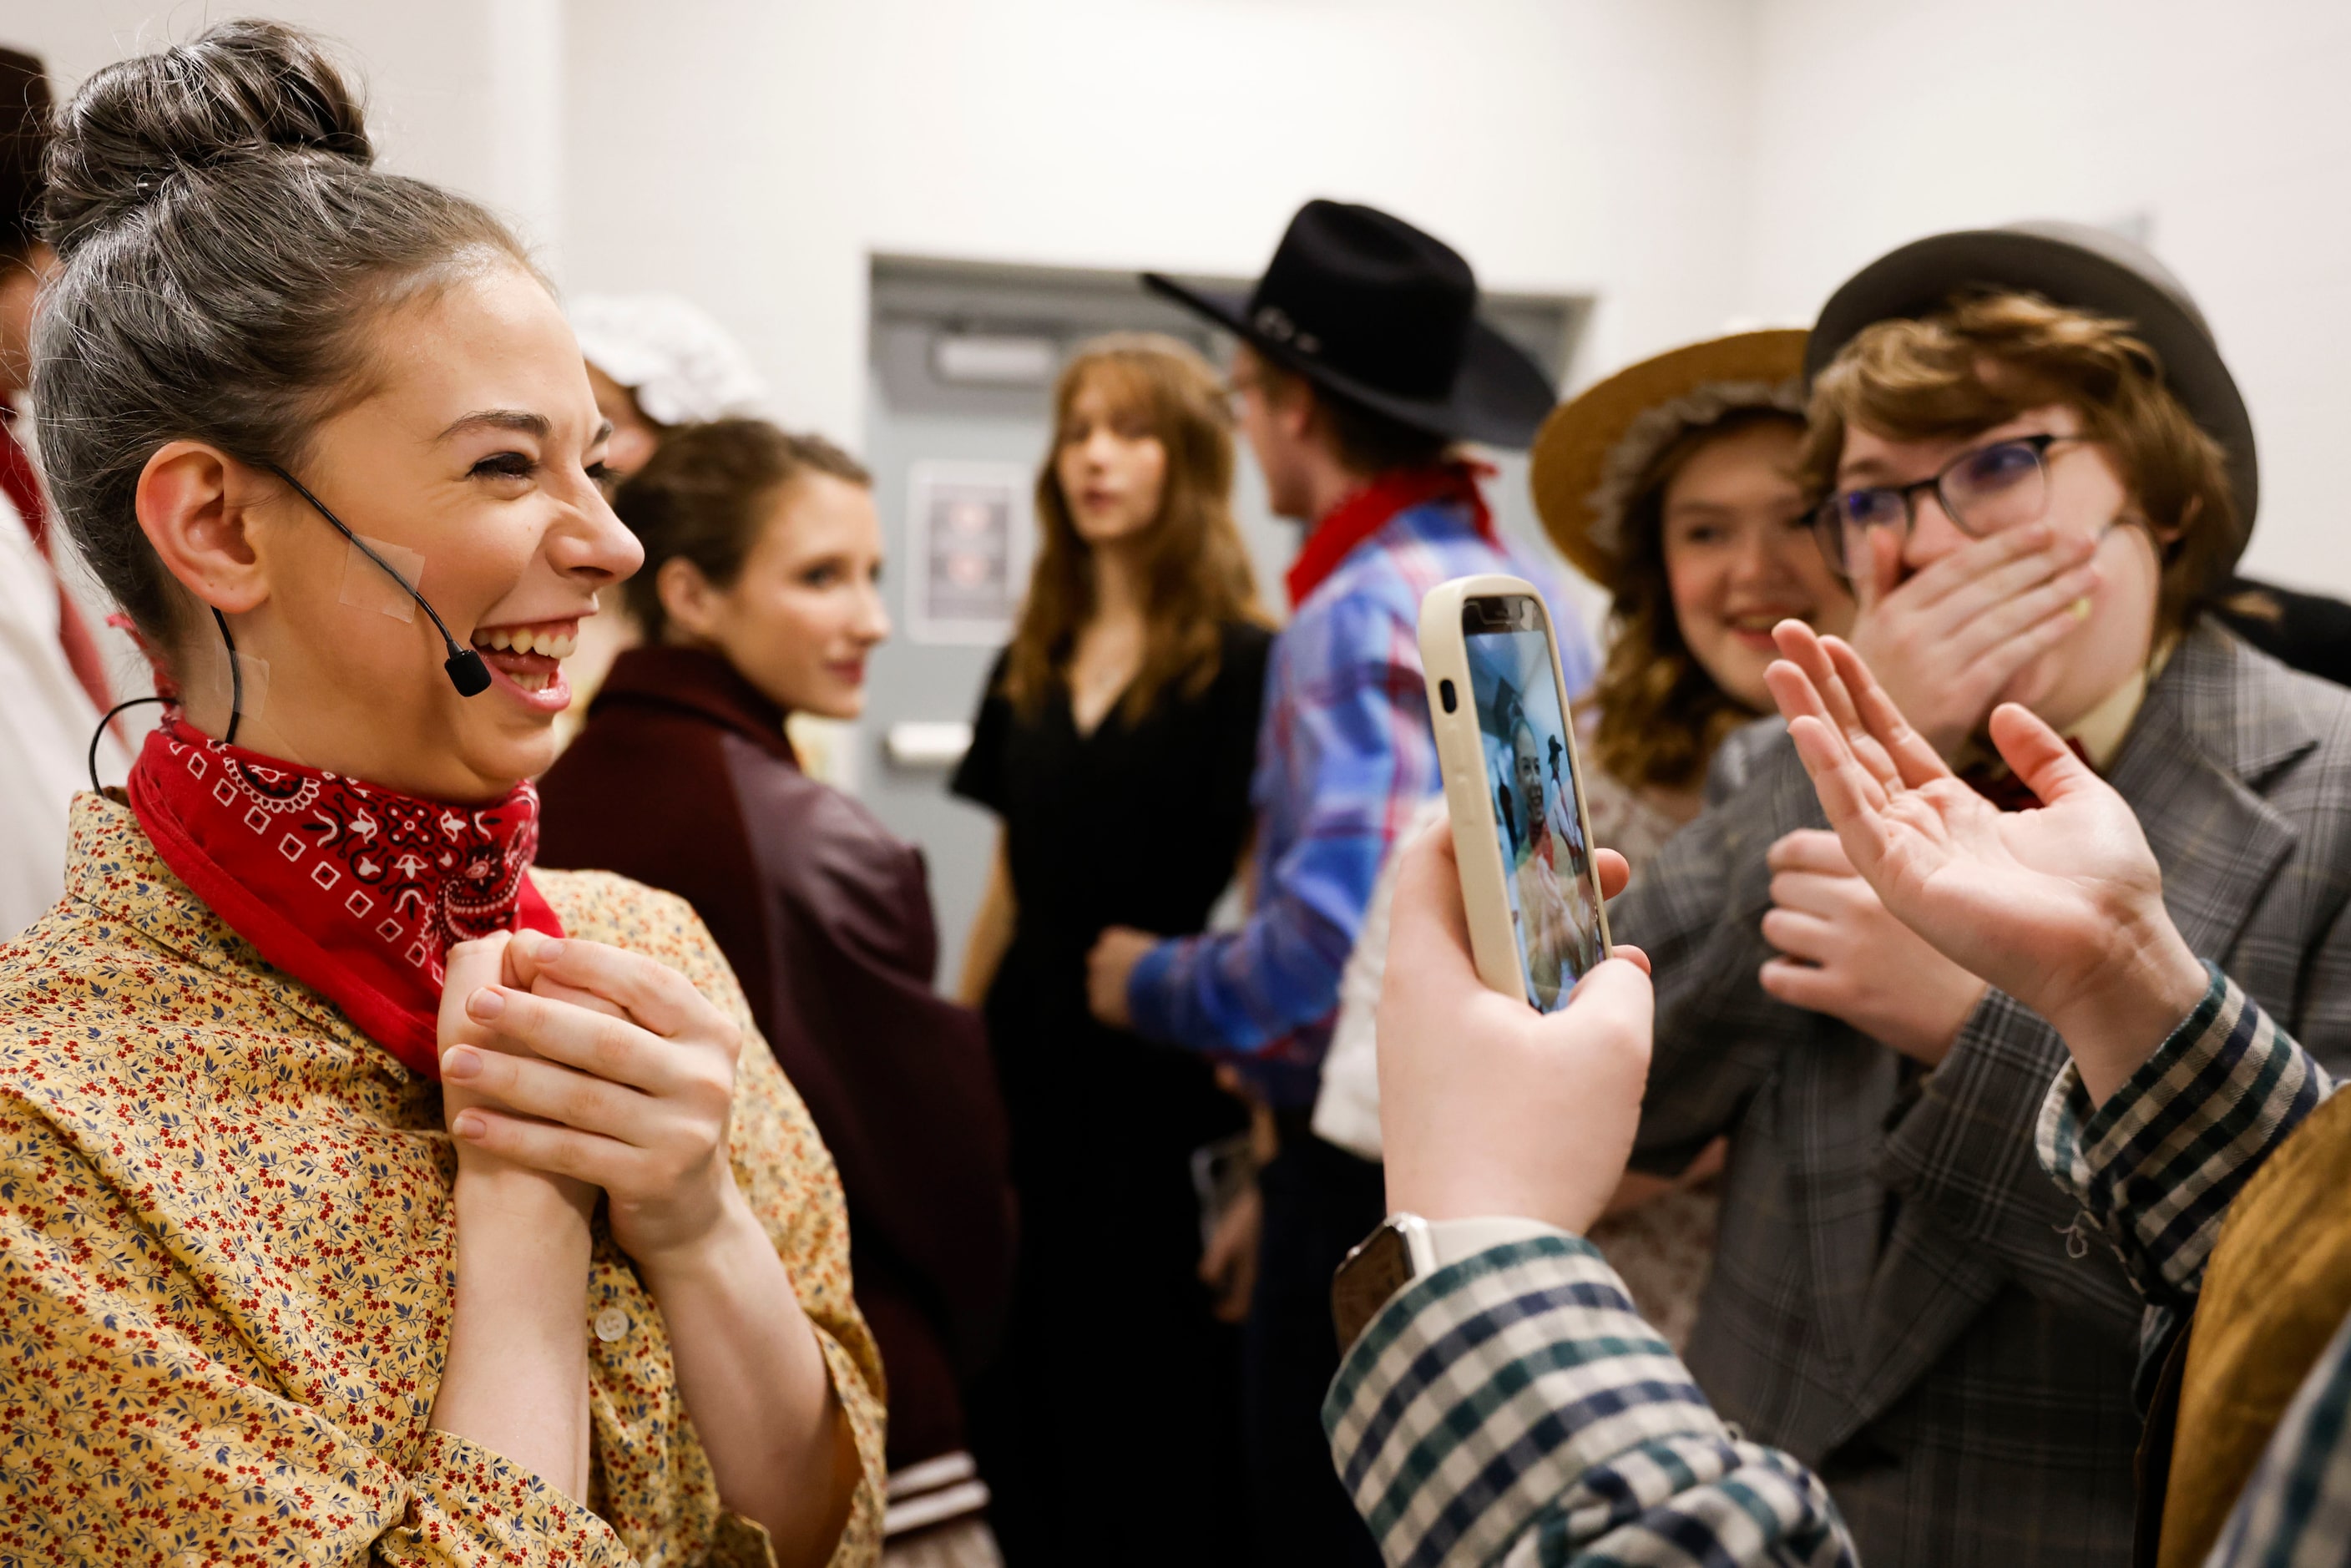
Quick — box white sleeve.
[0,487,114,939]
[1312,793,1450,1161]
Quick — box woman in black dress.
[953,334,1272,1565]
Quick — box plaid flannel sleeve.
[2036,964,2336,1310]
[1323,1235,1853,1568]
[1129,594,1436,1056]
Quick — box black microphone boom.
[267,465,493,698]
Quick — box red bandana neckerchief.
[1284,459,1497,609]
[125,716,563,1078]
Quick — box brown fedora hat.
[1530,329,1808,584]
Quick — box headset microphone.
[266,466,493,697]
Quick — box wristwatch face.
[1331,1218,1417,1353]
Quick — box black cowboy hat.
[1807,220,2258,529]
[0,48,50,255]
[1143,200,1555,450]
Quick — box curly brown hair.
[1800,290,2241,631]
[1001,334,1270,725]
[1585,408,1807,793]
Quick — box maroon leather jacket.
[538,645,1014,1470]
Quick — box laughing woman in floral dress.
[0,20,883,1565]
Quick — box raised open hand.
[1759,827,1985,1066]
[1762,620,2205,1102]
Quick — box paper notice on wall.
[906,460,1032,645]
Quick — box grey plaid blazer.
[1614,621,2351,1568]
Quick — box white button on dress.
[594,1306,629,1343]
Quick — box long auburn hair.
[1585,408,1809,792]
[1001,334,1269,724]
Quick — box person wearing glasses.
[1604,222,2351,1567]
[1319,620,2351,1568]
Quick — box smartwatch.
[1330,1212,1567,1352]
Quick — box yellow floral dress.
[0,794,887,1565]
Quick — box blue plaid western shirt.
[1320,969,2351,1566]
[1123,495,1590,1108]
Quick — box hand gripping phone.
[1418,574,1610,1011]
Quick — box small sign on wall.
[906,460,1034,645]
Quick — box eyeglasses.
[1812,432,2092,580]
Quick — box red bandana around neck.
[125,716,563,1078]
[1284,459,1497,609]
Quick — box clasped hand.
[1759,827,1985,1065]
[437,928,747,1265]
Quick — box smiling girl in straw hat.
[1534,329,1854,824]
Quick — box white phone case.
[1417,574,1612,1005]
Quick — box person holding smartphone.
[1606,224,2351,1566]
[1319,621,2351,1567]
[1312,330,1855,1351]
[0,22,886,1561]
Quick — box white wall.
[22,0,2351,605]
[13,2,562,245]
[23,0,1763,440]
[1743,0,2351,594]
[559,0,1760,447]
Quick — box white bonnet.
[569,293,770,426]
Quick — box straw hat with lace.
[1529,329,1810,586]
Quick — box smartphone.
[1418,574,1610,1011]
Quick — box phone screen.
[1462,596,1605,1010]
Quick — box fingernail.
[466,986,505,1020]
[453,1110,486,1139]
[529,937,565,964]
[442,1044,482,1080]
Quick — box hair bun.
[43,18,372,256]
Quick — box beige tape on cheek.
[339,534,427,624]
